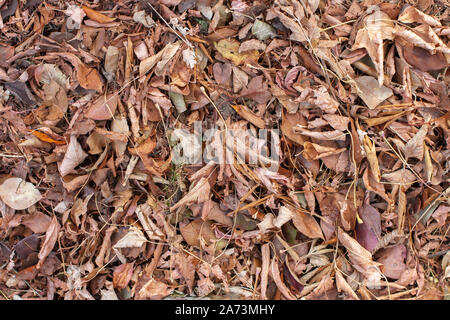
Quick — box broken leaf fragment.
[251,20,277,41]
[0,177,42,210]
[169,91,187,113]
[354,76,393,109]
[133,10,155,28]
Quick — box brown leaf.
[289,206,324,239]
[0,177,42,210]
[403,46,447,72]
[82,5,115,24]
[335,269,359,300]
[363,135,381,182]
[293,127,346,141]
[232,104,265,128]
[37,215,60,269]
[59,135,88,177]
[76,63,102,92]
[281,110,307,146]
[85,93,118,120]
[303,141,346,160]
[174,253,196,294]
[113,263,134,289]
[21,212,51,233]
[180,219,216,247]
[201,200,233,226]
[403,124,428,160]
[337,228,382,286]
[213,62,232,86]
[170,177,210,212]
[376,245,407,280]
[239,39,267,53]
[398,6,441,26]
[270,257,296,300]
[354,76,393,109]
[362,167,390,203]
[232,66,249,93]
[5,81,36,108]
[138,278,172,300]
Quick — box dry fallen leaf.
[0,177,42,210]
[214,39,259,65]
[287,206,324,240]
[85,94,118,120]
[59,135,88,177]
[338,228,382,286]
[354,76,393,109]
[170,177,210,212]
[0,0,446,301]
[139,278,172,300]
[180,219,217,248]
[82,5,116,24]
[37,215,60,269]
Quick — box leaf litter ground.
[0,0,449,300]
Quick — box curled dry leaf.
[82,5,116,24]
[398,6,441,26]
[303,141,346,160]
[338,228,382,286]
[59,135,88,177]
[37,215,60,269]
[0,177,42,210]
